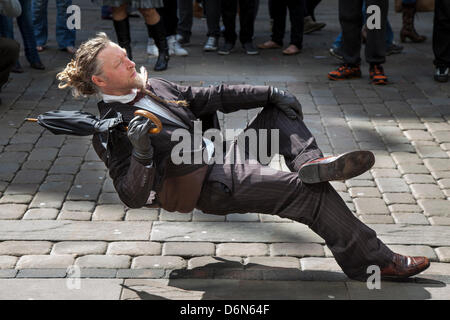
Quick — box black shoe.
[154,50,169,71]
[434,66,449,83]
[30,61,45,70]
[329,45,344,61]
[386,42,403,56]
[298,150,375,184]
[218,42,234,55]
[242,42,259,55]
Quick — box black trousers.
[269,0,305,49]
[204,0,221,38]
[197,106,394,279]
[339,0,388,65]
[0,37,20,89]
[157,0,178,37]
[305,0,321,20]
[433,0,450,67]
[221,0,257,44]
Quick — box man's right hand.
[127,115,154,166]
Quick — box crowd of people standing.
[1,0,450,104]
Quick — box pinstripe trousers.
[196,106,394,279]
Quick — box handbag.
[395,0,435,12]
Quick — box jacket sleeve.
[92,133,155,209]
[171,81,272,118]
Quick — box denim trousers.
[0,0,42,64]
[32,0,76,48]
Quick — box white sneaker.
[147,38,159,56]
[167,35,188,56]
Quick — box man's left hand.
[269,87,303,120]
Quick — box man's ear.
[92,74,107,88]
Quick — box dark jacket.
[92,77,271,212]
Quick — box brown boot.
[400,3,427,43]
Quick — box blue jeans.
[32,0,76,48]
[333,1,393,48]
[0,0,42,64]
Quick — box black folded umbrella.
[25,109,162,136]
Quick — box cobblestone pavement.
[0,0,449,299]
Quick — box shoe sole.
[298,150,375,184]
[218,50,231,55]
[304,24,326,34]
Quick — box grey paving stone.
[382,193,416,205]
[67,183,102,201]
[404,174,436,184]
[437,179,450,189]
[359,215,395,224]
[116,269,165,278]
[422,262,450,276]
[0,279,123,299]
[432,131,450,143]
[375,178,410,193]
[4,183,39,195]
[416,145,448,158]
[370,224,450,246]
[216,243,267,257]
[125,208,159,221]
[74,170,106,184]
[259,214,292,222]
[370,169,401,179]
[0,241,53,256]
[0,256,17,269]
[107,242,161,256]
[62,201,96,212]
[398,164,430,175]
[411,184,446,199]
[0,204,28,219]
[424,158,450,172]
[354,198,389,215]
[435,247,450,263]
[299,258,347,281]
[373,155,396,168]
[388,204,422,213]
[0,221,152,240]
[160,209,192,222]
[92,204,125,221]
[77,268,118,278]
[97,193,122,204]
[270,243,324,257]
[162,242,215,257]
[28,148,59,161]
[348,187,381,198]
[226,213,260,222]
[151,221,324,243]
[389,245,437,261]
[57,210,92,220]
[418,199,450,217]
[245,256,300,270]
[429,216,450,226]
[392,212,430,225]
[0,269,17,278]
[16,255,75,269]
[75,255,131,268]
[12,170,47,184]
[16,269,68,278]
[131,256,186,269]
[0,194,33,204]
[404,130,433,141]
[23,208,59,220]
[29,192,66,209]
[52,241,107,256]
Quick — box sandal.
[257,40,281,49]
[282,44,301,55]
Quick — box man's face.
[94,43,142,95]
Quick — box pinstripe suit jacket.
[92,78,272,212]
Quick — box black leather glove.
[127,115,154,166]
[269,87,303,120]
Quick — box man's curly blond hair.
[57,32,110,97]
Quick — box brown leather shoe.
[298,150,375,184]
[258,40,281,49]
[381,253,430,280]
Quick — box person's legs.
[339,0,363,66]
[221,0,237,45]
[177,0,193,43]
[112,3,132,59]
[0,38,20,88]
[364,0,387,65]
[286,0,304,50]
[141,7,170,71]
[31,0,49,47]
[237,0,257,45]
[16,0,44,66]
[305,0,321,21]
[197,107,394,280]
[270,0,287,46]
[55,0,76,49]
[204,0,221,38]
[157,0,178,36]
[433,0,450,82]
[401,0,426,43]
